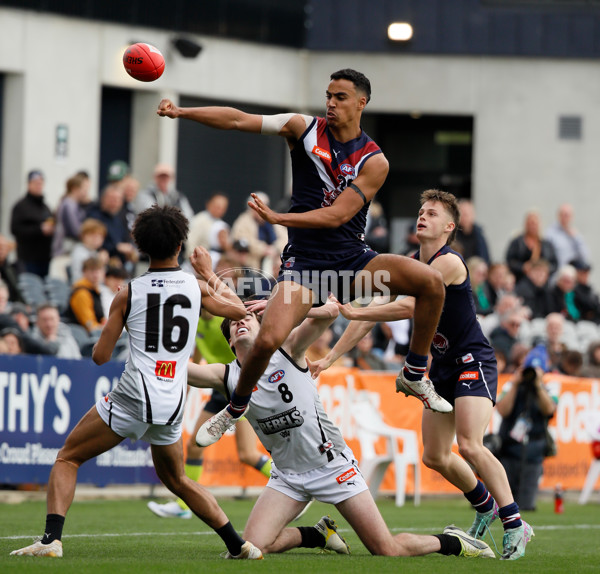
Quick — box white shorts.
[96,396,181,446]
[267,446,368,505]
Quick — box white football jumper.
[224,348,346,473]
[108,267,201,425]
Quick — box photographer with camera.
[496,344,559,510]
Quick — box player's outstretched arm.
[249,153,389,229]
[92,287,128,365]
[157,100,308,141]
[308,296,413,379]
[187,362,227,393]
[283,296,339,364]
[189,247,246,320]
[157,99,262,132]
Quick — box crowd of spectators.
[2,164,600,383]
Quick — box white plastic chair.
[579,410,600,504]
[350,392,420,506]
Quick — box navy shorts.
[429,359,498,406]
[203,389,228,413]
[277,245,379,304]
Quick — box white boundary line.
[3,524,600,541]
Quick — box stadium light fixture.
[388,22,413,42]
[171,37,203,59]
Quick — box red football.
[123,43,165,82]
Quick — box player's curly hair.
[420,189,460,245]
[330,69,371,103]
[132,205,189,260]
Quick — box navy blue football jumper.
[278,117,382,303]
[413,245,498,405]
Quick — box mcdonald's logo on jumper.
[155,360,176,379]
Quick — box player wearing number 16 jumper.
[10,206,263,561]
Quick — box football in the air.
[123,43,165,82]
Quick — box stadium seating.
[17,273,47,308]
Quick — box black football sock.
[41,514,65,544]
[215,522,244,556]
[298,526,326,548]
[434,533,462,556]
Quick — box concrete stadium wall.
[1,8,599,281]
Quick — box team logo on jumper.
[284,257,295,269]
[155,360,176,379]
[336,468,357,484]
[340,163,354,176]
[312,145,332,162]
[268,370,285,384]
[151,279,164,287]
[432,332,449,354]
[257,408,304,435]
[459,371,479,381]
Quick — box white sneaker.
[500,521,534,560]
[443,525,495,558]
[10,539,63,557]
[395,370,453,413]
[147,501,192,519]
[314,515,350,554]
[223,541,263,559]
[196,407,245,447]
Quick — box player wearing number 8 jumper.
[10,206,263,560]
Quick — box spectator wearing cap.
[231,192,287,272]
[571,259,600,323]
[496,344,559,510]
[134,163,194,220]
[10,170,55,277]
[106,160,130,184]
[545,203,591,270]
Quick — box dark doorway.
[368,113,474,220]
[98,86,133,195]
[177,96,288,224]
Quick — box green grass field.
[1,494,598,573]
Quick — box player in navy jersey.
[310,190,534,561]
[10,206,262,560]
[157,69,449,448]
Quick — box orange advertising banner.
[182,370,600,495]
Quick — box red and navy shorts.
[429,358,498,406]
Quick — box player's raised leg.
[358,254,451,412]
[196,281,313,446]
